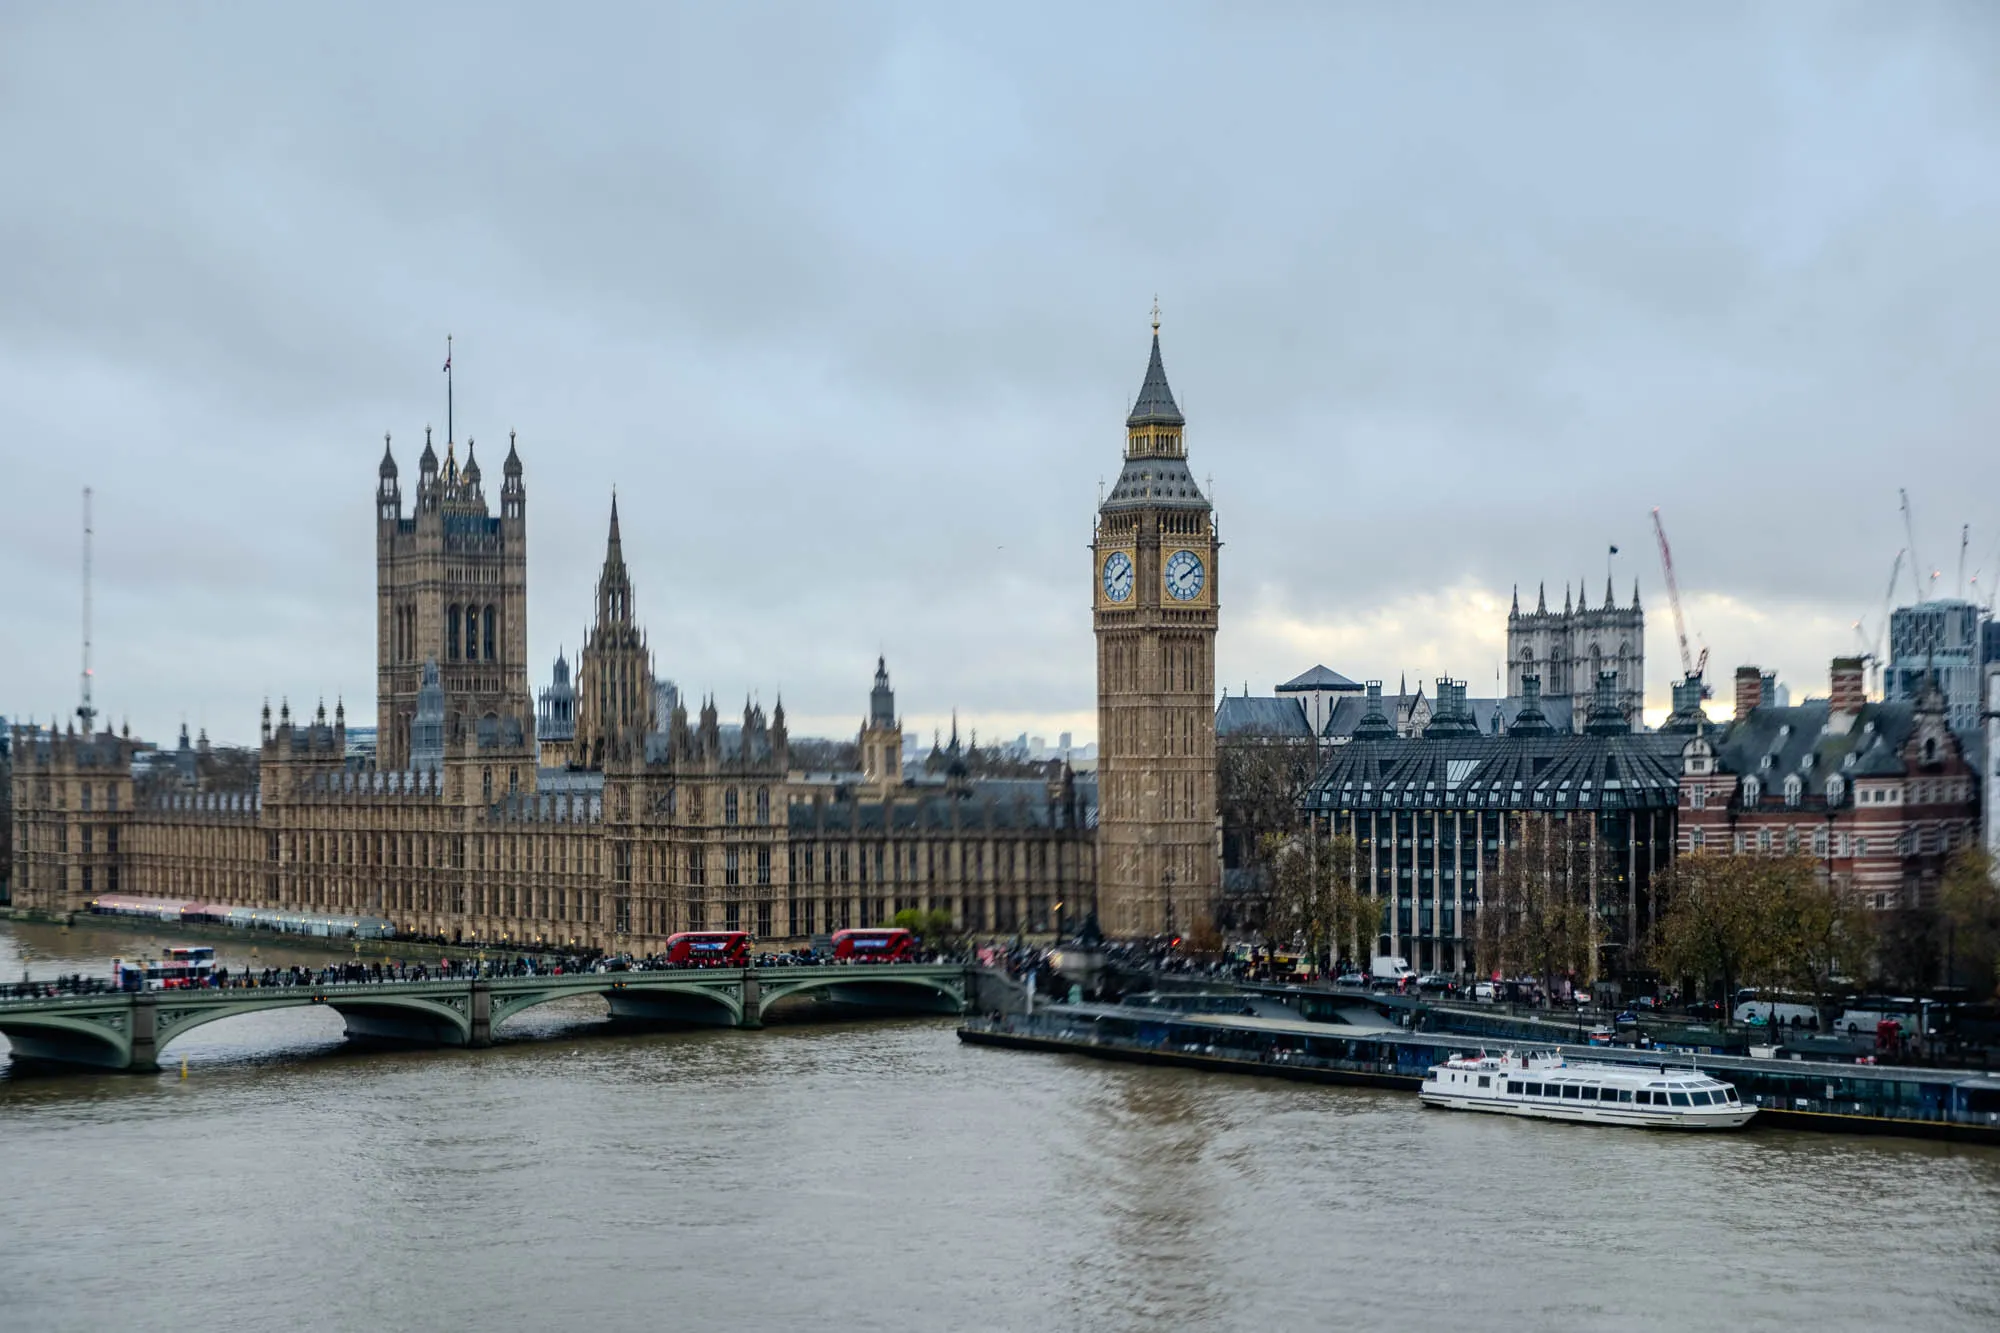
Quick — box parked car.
[1334,970,1368,987]
[1473,981,1498,1002]
[1416,974,1455,995]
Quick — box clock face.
[1165,549,1205,601]
[1101,551,1134,603]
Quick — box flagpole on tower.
[444,335,454,446]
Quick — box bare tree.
[1263,829,1369,975]
[1474,813,1600,993]
[1217,734,1316,931]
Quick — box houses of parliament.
[8,328,1219,947]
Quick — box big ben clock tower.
[1092,312,1219,938]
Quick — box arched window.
[447,604,461,660]
[1784,775,1802,807]
[1825,776,1845,806]
[756,786,770,825]
[483,605,496,661]
[1742,776,1760,805]
[725,788,739,825]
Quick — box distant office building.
[1886,599,1985,734]
[1987,663,2000,864]
[1301,671,1683,977]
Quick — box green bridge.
[0,965,970,1073]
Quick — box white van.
[1370,955,1416,987]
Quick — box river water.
[3,919,1998,1332]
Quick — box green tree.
[1263,829,1368,974]
[1650,853,1776,1025]
[1761,854,1874,1028]
[891,906,957,944]
[1941,845,2000,998]
[1875,905,1943,994]
[1473,814,1600,993]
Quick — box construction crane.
[78,486,96,733]
[1650,507,1708,689]
[1862,548,1905,697]
[1956,524,1969,600]
[1900,488,1925,604]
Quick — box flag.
[442,353,451,373]
[1608,544,1619,555]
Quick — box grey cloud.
[4,2,1999,740]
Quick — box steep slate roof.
[1304,734,1686,812]
[1126,332,1185,427]
[787,774,1098,833]
[1321,690,1515,740]
[1277,664,1363,693]
[1465,694,1577,737]
[1704,700,1943,796]
[1216,695,1314,740]
[1102,455,1209,510]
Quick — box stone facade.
[1506,580,1644,729]
[1676,658,1980,912]
[8,439,1096,952]
[374,430,532,771]
[1092,322,1220,938]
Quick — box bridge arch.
[757,971,965,1019]
[0,1009,132,1071]
[488,980,745,1032]
[151,991,473,1058]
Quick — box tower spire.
[1126,309,1185,431]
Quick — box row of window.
[1503,1080,1736,1108]
[1688,823,1969,858]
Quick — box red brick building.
[1677,658,1979,911]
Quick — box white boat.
[1419,1050,1756,1131]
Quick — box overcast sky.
[4,2,1999,749]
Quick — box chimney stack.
[1734,666,1762,721]
[1829,656,1865,729]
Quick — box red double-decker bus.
[664,931,750,966]
[830,928,914,963]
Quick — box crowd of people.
[4,943,960,1000]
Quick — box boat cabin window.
[1670,1092,1691,1107]
[1524,1082,1541,1096]
[1616,1089,1633,1103]
[1636,1091,1652,1105]
[1507,1081,1522,1094]
[1561,1085,1580,1100]
[1477,1076,1490,1088]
